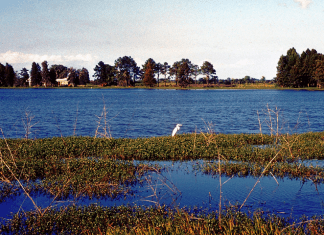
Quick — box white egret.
[172,124,182,137]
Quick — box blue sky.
[1,0,323,80]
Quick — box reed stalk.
[239,148,282,210]
[0,136,41,215]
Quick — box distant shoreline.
[1,83,324,91]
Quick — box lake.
[0,88,324,221]
[1,88,324,139]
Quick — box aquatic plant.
[0,204,323,234]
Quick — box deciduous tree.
[68,67,79,87]
[143,60,156,87]
[79,68,90,85]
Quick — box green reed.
[1,132,324,163]
[200,161,324,183]
[0,204,323,234]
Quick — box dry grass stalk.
[257,110,263,142]
[22,109,38,140]
[94,98,118,139]
[239,148,282,210]
[0,143,41,215]
[140,167,180,208]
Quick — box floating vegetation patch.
[199,161,324,183]
[0,146,159,201]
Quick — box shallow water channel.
[1,160,323,220]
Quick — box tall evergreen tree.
[276,55,289,87]
[276,47,324,87]
[276,48,300,87]
[191,64,200,84]
[5,63,15,87]
[160,62,170,86]
[170,61,181,86]
[49,67,57,86]
[0,63,6,86]
[93,61,107,84]
[155,62,162,87]
[314,59,324,88]
[41,61,50,87]
[30,62,42,86]
[178,61,190,87]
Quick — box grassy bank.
[1,132,324,162]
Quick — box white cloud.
[294,0,312,9]
[0,51,97,64]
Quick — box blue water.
[0,161,323,220]
[1,89,324,139]
[1,89,324,221]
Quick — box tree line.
[93,56,218,88]
[0,61,90,87]
[1,55,272,88]
[276,48,324,88]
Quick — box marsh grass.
[1,105,324,234]
[1,204,323,234]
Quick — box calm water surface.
[1,89,324,138]
[0,161,323,220]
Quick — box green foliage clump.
[1,205,323,234]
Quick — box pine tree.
[5,63,15,87]
[201,61,216,85]
[314,59,324,88]
[49,67,57,86]
[41,61,50,87]
[0,63,6,86]
[30,62,42,86]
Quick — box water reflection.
[1,161,323,220]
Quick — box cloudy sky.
[1,0,323,80]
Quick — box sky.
[1,0,324,80]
